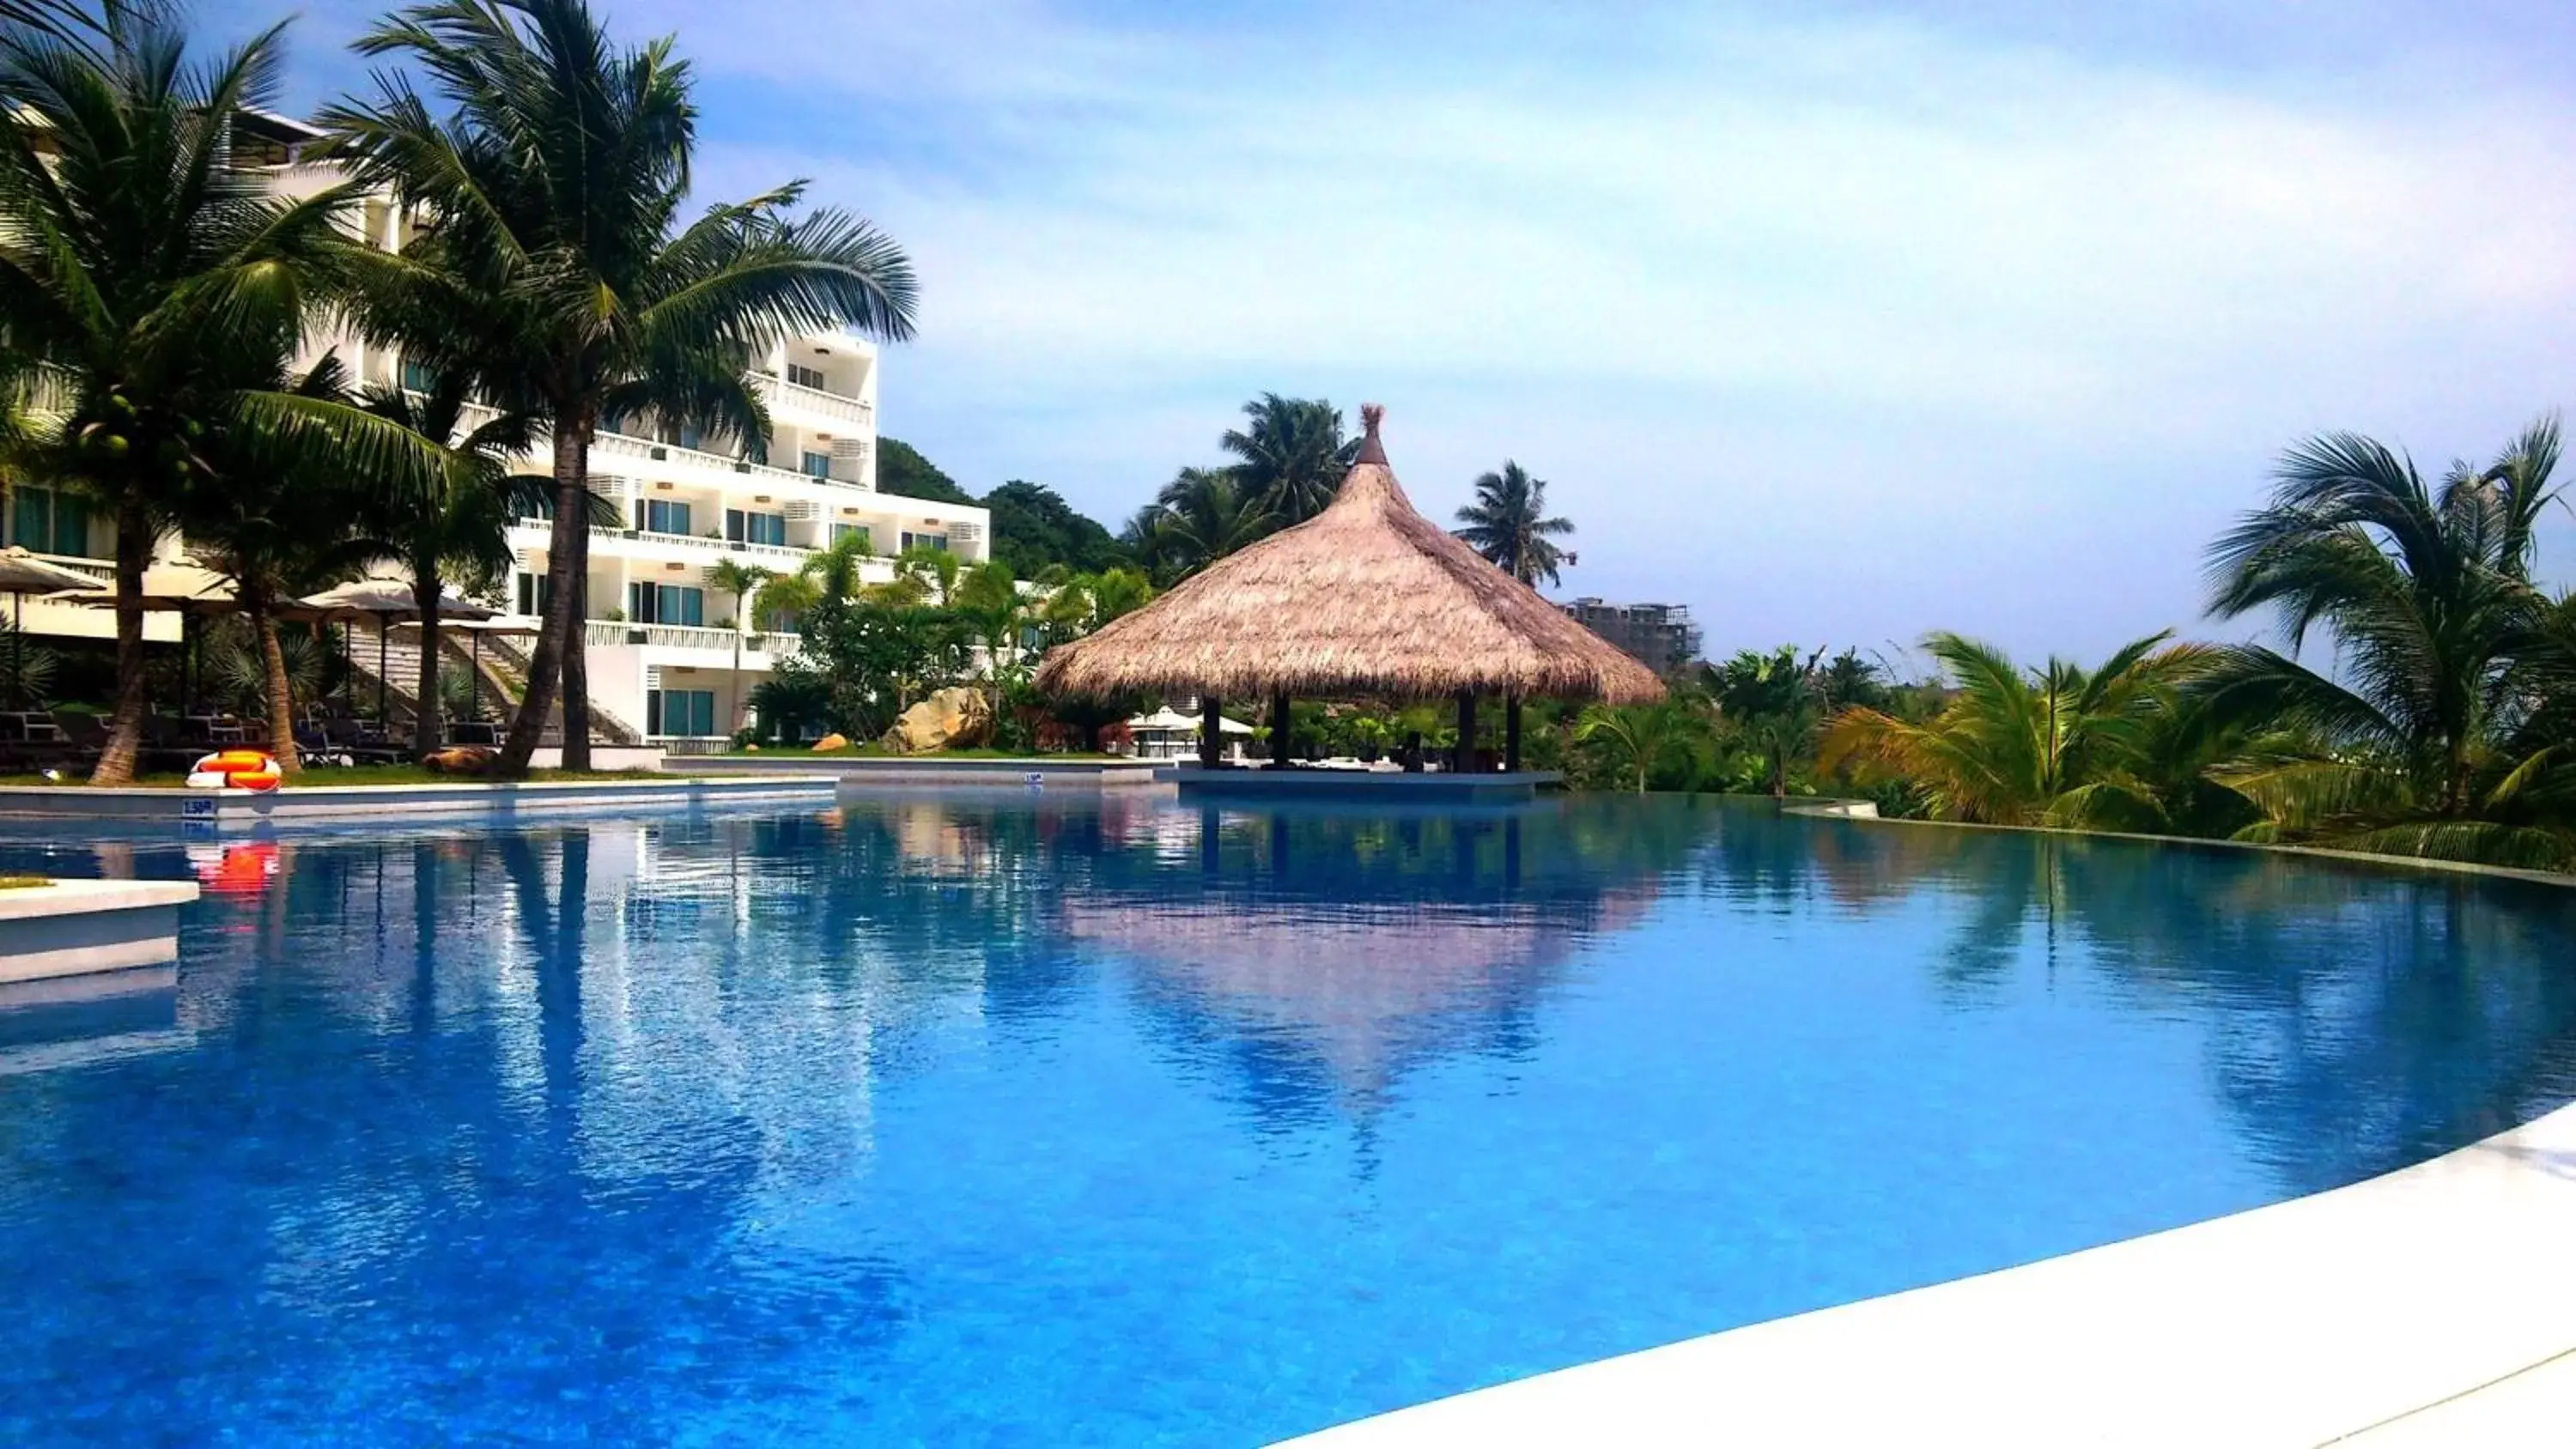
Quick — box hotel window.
[639,499,692,535]
[787,362,828,391]
[900,531,947,554]
[726,509,787,547]
[645,688,717,737]
[801,451,832,479]
[515,573,552,617]
[626,581,705,627]
[400,358,436,394]
[9,485,99,558]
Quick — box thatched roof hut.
[1036,405,1666,707]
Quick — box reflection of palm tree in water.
[1801,821,2576,1195]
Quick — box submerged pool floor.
[3,797,2573,1445]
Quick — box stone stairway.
[342,620,641,746]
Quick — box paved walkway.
[1283,1102,2576,1447]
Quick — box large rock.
[811,733,850,752]
[422,746,499,777]
[878,687,994,755]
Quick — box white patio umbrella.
[0,548,105,709]
[301,579,498,722]
[391,615,538,723]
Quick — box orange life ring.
[188,749,283,792]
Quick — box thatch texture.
[1036,406,1666,703]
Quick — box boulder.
[811,733,850,752]
[422,746,499,777]
[878,687,994,755]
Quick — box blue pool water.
[3,794,2574,1445]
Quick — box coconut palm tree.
[0,11,447,781]
[1703,646,1826,799]
[352,373,544,760]
[1220,393,1356,530]
[1575,700,1688,793]
[703,556,771,732]
[325,0,919,776]
[2197,419,2568,864]
[1818,631,2215,828]
[177,356,388,776]
[1150,469,1276,578]
[1453,460,1575,586]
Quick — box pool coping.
[1282,816,2576,1447]
[687,755,1168,787]
[0,774,841,828]
[1279,1096,2576,1446]
[0,878,199,984]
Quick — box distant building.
[1560,598,1703,676]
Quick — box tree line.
[1559,420,2576,870]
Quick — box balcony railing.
[762,373,873,427]
[584,621,800,656]
[590,429,826,488]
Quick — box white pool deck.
[1284,1098,2576,1447]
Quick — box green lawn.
[733,744,1127,761]
[0,766,680,790]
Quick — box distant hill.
[874,437,980,506]
[880,437,1132,575]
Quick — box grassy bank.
[0,767,677,791]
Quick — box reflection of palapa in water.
[1061,879,1661,1107]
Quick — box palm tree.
[1575,700,1686,793]
[1818,631,2214,828]
[704,556,770,733]
[325,0,919,776]
[353,374,543,760]
[1453,460,1575,586]
[177,356,397,776]
[952,558,1025,718]
[0,12,447,781]
[1703,646,1826,799]
[1220,393,1356,530]
[1151,469,1276,578]
[2197,419,2568,864]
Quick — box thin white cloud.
[658,2,2576,653]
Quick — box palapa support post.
[1455,689,1479,773]
[1269,688,1292,769]
[1200,693,1223,767]
[1506,694,1523,773]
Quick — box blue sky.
[233,0,2576,665]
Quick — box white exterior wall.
[503,334,993,743]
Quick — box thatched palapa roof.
[1036,405,1666,703]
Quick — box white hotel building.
[505,333,990,744]
[1,111,991,749]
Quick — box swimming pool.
[3,794,2572,1445]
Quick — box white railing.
[765,374,873,427]
[589,429,824,488]
[627,530,807,562]
[584,621,799,655]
